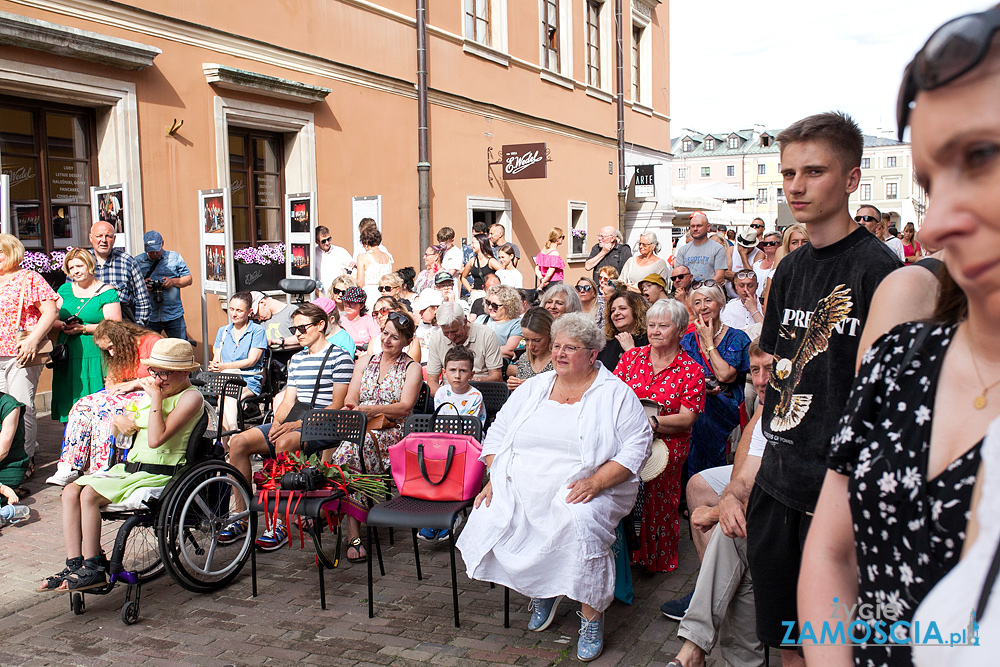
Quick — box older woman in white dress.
[457,312,651,662]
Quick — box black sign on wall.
[634,164,655,197]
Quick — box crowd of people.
[7,10,1000,664]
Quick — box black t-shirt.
[598,332,648,371]
[756,226,902,513]
[588,242,632,282]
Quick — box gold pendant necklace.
[968,334,1000,410]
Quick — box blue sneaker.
[659,591,694,621]
[255,522,288,551]
[417,528,440,541]
[527,595,564,632]
[218,519,248,545]
[576,611,604,661]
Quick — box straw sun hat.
[141,338,200,372]
[638,398,670,482]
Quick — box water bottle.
[0,504,30,525]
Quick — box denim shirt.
[213,322,267,394]
[135,250,191,322]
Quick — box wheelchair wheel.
[121,599,140,625]
[157,460,253,593]
[107,514,164,583]
[71,592,84,615]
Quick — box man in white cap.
[136,230,192,340]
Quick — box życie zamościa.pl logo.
[781,598,980,647]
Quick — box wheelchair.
[65,377,254,624]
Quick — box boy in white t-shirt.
[418,346,485,542]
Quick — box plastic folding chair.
[469,381,509,433]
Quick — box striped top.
[287,343,355,408]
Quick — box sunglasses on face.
[318,237,332,245]
[486,301,503,310]
[759,241,779,247]
[332,288,345,296]
[854,215,879,224]
[735,270,756,280]
[289,322,319,335]
[897,9,1000,140]
[575,284,593,293]
[374,307,391,316]
[692,280,718,289]
[378,285,394,293]
[670,274,691,282]
[750,224,765,229]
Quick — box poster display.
[90,183,131,250]
[351,195,381,257]
[198,188,233,296]
[284,193,315,281]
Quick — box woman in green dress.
[51,248,121,422]
[39,339,204,592]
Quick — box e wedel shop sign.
[502,143,546,180]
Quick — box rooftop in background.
[670,127,907,157]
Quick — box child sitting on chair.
[38,339,204,592]
[418,346,485,543]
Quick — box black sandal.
[39,557,83,592]
[346,536,368,563]
[62,558,108,591]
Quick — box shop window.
[0,97,95,251]
[229,128,285,249]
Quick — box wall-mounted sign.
[198,188,233,296]
[285,192,315,280]
[502,143,547,180]
[91,183,131,250]
[634,165,655,198]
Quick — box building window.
[760,135,772,148]
[0,97,96,251]
[859,183,871,201]
[229,128,285,249]
[678,167,688,179]
[777,187,785,202]
[586,1,601,87]
[631,25,642,102]
[728,136,740,149]
[886,182,898,199]
[861,157,870,169]
[541,0,560,70]
[727,165,735,177]
[682,139,693,152]
[704,137,715,151]
[465,0,490,46]
[757,163,766,175]
[757,187,768,203]
[701,166,711,177]
[887,156,897,167]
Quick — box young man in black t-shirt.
[720,112,901,665]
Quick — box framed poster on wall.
[351,194,381,257]
[198,188,233,296]
[285,192,315,280]
[90,183,131,250]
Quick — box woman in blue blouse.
[680,283,750,476]
[210,291,266,442]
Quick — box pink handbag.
[388,405,485,502]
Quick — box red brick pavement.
[0,417,747,667]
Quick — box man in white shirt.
[313,225,353,293]
[720,271,764,339]
[437,226,464,277]
[855,205,905,262]
[725,225,765,298]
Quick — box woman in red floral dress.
[614,298,705,572]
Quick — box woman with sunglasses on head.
[799,9,1000,666]
[751,232,781,299]
[477,285,523,360]
[597,291,649,371]
[680,283,749,476]
[576,277,604,325]
[366,296,421,363]
[618,232,669,289]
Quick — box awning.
[688,181,754,202]
[671,187,723,211]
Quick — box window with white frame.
[757,188,768,203]
[758,163,766,175]
[860,183,872,200]
[541,0,560,70]
[586,1,601,87]
[861,157,870,169]
[886,182,898,199]
[678,167,688,179]
[463,0,508,56]
[701,166,711,177]
[568,200,588,255]
[777,187,785,202]
[727,165,735,177]
[728,136,740,149]
[886,156,897,167]
[704,137,715,151]
[465,0,490,46]
[631,25,642,102]
[682,139,693,152]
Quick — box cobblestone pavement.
[0,417,763,667]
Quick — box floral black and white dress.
[827,322,982,667]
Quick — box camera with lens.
[280,467,327,491]
[147,279,165,304]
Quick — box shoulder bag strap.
[143,257,163,280]
[73,284,111,318]
[976,533,1000,620]
[307,344,336,408]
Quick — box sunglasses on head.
[378,285,394,293]
[854,215,879,224]
[735,270,756,280]
[289,322,319,335]
[670,274,691,281]
[575,284,593,292]
[897,9,1000,140]
[759,241,778,247]
[386,311,411,327]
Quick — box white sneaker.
[45,463,79,486]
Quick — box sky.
[668,0,990,140]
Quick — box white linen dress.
[457,363,652,611]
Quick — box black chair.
[469,381,509,433]
[366,413,509,628]
[249,409,375,609]
[413,382,432,415]
[193,371,250,432]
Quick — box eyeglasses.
[331,288,345,296]
[637,242,652,248]
[759,241,779,248]
[486,301,503,310]
[148,369,178,380]
[670,274,691,282]
[897,9,1000,140]
[378,286,394,293]
[575,285,593,293]
[318,237,332,245]
[735,270,756,280]
[692,280,718,289]
[854,215,879,224]
[386,311,411,328]
[289,322,319,335]
[551,343,583,354]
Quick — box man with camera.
[135,230,192,340]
